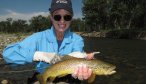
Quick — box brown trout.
[37,56,116,84]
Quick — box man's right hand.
[33,51,61,64]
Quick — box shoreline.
[75,31,146,41]
[0,32,146,58]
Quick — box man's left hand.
[86,51,100,59]
[72,65,92,80]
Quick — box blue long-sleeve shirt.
[2,26,84,73]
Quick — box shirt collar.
[46,26,72,43]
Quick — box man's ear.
[50,15,53,22]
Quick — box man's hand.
[86,51,100,59]
[72,65,92,80]
[68,51,100,59]
[33,51,61,64]
[50,55,61,64]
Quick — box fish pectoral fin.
[61,55,77,61]
[88,74,96,83]
[58,73,68,78]
[49,77,56,82]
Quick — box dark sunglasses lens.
[64,15,72,21]
[54,15,72,21]
[54,15,61,21]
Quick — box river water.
[0,37,146,84]
[84,37,146,84]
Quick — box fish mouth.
[108,70,116,75]
[106,66,116,75]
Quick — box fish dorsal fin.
[61,55,78,61]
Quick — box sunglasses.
[53,15,72,21]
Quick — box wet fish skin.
[37,56,116,84]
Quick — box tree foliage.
[71,18,85,31]
[0,15,82,33]
[29,15,51,32]
[0,0,146,33]
[82,0,146,31]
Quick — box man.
[3,0,99,83]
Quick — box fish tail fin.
[37,74,46,84]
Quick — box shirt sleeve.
[2,33,39,64]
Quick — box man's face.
[51,9,72,33]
